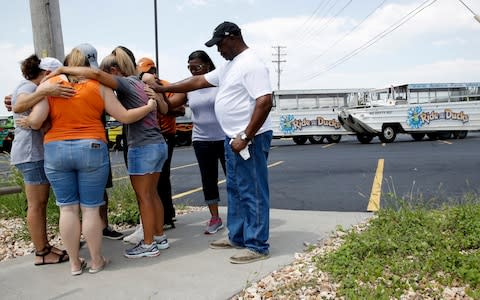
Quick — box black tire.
[411,133,425,141]
[437,131,452,140]
[2,139,12,153]
[356,134,373,144]
[292,136,307,145]
[308,135,323,144]
[176,133,192,147]
[426,132,438,140]
[379,125,396,143]
[453,131,468,139]
[115,135,125,151]
[325,135,341,143]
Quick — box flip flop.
[71,258,87,276]
[89,257,109,274]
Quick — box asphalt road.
[2,132,479,212]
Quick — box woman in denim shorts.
[48,46,170,259]
[24,48,158,274]
[10,54,70,266]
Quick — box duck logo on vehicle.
[407,106,469,128]
[279,115,295,134]
[279,114,342,134]
[406,106,424,129]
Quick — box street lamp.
[458,0,480,23]
[154,0,159,75]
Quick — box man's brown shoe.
[229,249,270,264]
[209,238,243,249]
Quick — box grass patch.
[316,197,480,299]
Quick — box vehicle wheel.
[115,135,124,151]
[379,125,396,143]
[356,134,373,144]
[292,136,307,145]
[437,131,452,140]
[308,135,323,144]
[325,135,341,143]
[411,133,425,141]
[453,131,468,139]
[176,133,192,147]
[426,133,438,140]
[2,139,12,153]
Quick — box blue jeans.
[127,142,167,175]
[15,160,49,185]
[193,140,226,205]
[44,139,109,208]
[224,130,272,254]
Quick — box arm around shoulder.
[102,85,156,124]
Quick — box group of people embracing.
[5,21,274,276]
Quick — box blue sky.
[1,0,479,116]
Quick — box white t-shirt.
[204,48,272,138]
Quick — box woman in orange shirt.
[25,48,159,275]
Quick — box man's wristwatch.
[240,133,251,142]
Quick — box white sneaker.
[154,234,170,250]
[123,225,144,245]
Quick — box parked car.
[0,116,14,153]
[106,118,124,150]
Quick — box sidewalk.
[0,208,371,300]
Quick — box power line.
[303,0,438,82]
[272,46,287,90]
[292,0,339,48]
[301,0,354,49]
[310,0,388,63]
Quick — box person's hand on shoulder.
[37,81,76,99]
[147,99,158,111]
[141,73,157,86]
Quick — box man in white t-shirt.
[149,21,273,264]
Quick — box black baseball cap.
[205,21,241,47]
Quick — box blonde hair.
[65,48,90,82]
[100,47,137,76]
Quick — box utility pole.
[29,0,64,60]
[272,46,286,90]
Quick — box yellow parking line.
[322,143,335,149]
[438,140,452,145]
[173,160,284,200]
[367,158,384,212]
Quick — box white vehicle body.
[271,89,368,144]
[338,82,480,143]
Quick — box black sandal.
[34,245,69,266]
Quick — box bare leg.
[26,183,68,264]
[81,206,104,269]
[130,173,162,244]
[25,183,50,250]
[59,205,82,272]
[208,203,220,218]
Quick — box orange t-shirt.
[157,79,176,135]
[44,77,106,144]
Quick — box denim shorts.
[44,139,109,208]
[127,142,167,175]
[15,160,49,185]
